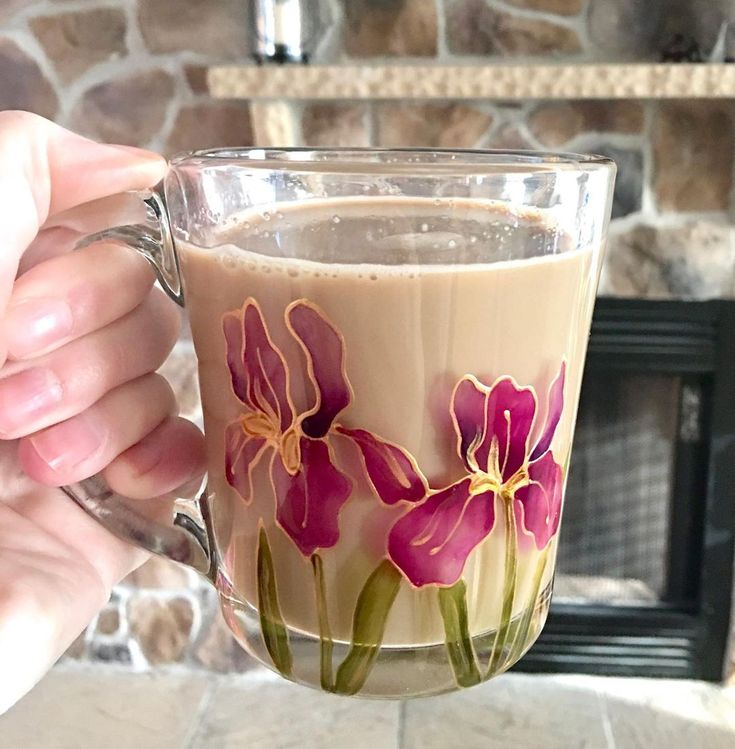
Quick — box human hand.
[0,112,206,713]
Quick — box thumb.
[0,110,167,364]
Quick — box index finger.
[0,111,167,351]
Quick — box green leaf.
[257,527,293,677]
[437,580,482,688]
[506,548,549,665]
[334,559,402,695]
[487,497,518,676]
[311,553,334,691]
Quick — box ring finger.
[18,373,176,486]
[0,289,179,440]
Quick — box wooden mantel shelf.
[208,63,735,101]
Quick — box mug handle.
[60,188,216,581]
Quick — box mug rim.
[169,147,616,175]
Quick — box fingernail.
[0,367,63,436]
[4,298,74,359]
[29,412,107,472]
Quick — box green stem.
[437,580,482,688]
[311,553,334,691]
[334,559,402,695]
[257,527,293,677]
[487,496,518,676]
[505,547,549,667]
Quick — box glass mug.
[63,149,615,698]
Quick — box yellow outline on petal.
[334,425,430,505]
[222,297,297,431]
[532,358,568,454]
[450,373,539,480]
[449,375,488,473]
[269,436,355,557]
[284,298,354,434]
[226,427,270,506]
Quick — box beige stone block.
[446,0,582,56]
[653,101,735,212]
[95,608,120,636]
[505,0,583,15]
[31,8,127,83]
[137,0,250,58]
[588,0,664,59]
[601,222,735,299]
[529,100,644,147]
[485,124,534,149]
[344,0,437,57]
[127,596,194,665]
[184,64,209,94]
[301,103,370,147]
[71,69,174,147]
[0,38,58,119]
[193,607,256,673]
[376,103,492,148]
[165,102,254,158]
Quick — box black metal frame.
[517,298,735,681]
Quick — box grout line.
[182,676,219,749]
[595,688,618,749]
[640,100,657,216]
[150,63,188,152]
[397,699,407,749]
[367,101,378,147]
[434,0,448,60]
[489,0,583,27]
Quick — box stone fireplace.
[2,0,735,680]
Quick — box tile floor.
[2,664,735,748]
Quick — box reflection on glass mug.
[64,149,615,697]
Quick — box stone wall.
[2,1,735,301]
[1,1,734,676]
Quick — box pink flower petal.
[286,301,351,439]
[474,378,536,482]
[223,311,248,404]
[514,451,563,550]
[224,421,268,504]
[451,376,489,472]
[530,362,566,461]
[388,478,496,587]
[337,426,428,505]
[271,437,353,557]
[223,300,293,432]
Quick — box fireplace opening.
[556,372,680,606]
[518,298,735,681]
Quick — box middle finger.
[0,289,179,439]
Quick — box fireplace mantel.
[208,63,735,100]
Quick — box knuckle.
[146,372,177,413]
[0,109,42,137]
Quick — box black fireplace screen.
[556,372,679,605]
[517,298,735,681]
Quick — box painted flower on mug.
[387,365,566,588]
[222,298,356,556]
[223,298,429,557]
